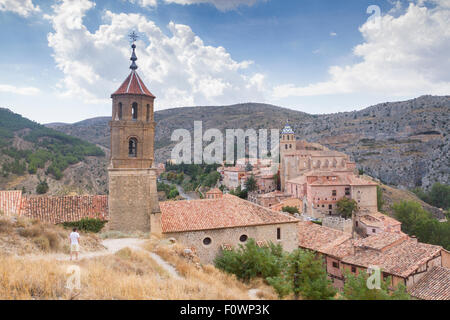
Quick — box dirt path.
[21,238,182,280]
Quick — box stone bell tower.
[279,122,296,192]
[108,33,160,233]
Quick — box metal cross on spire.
[128,31,139,70]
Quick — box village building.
[158,194,299,264]
[270,198,303,213]
[354,210,402,236]
[205,188,223,199]
[221,166,247,190]
[408,266,450,300]
[297,221,450,293]
[248,190,292,208]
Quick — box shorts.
[71,243,80,252]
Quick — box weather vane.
[129,31,139,44]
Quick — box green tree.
[245,162,253,172]
[377,185,385,212]
[342,272,410,300]
[36,179,49,194]
[245,174,258,192]
[336,197,358,219]
[282,206,299,215]
[429,183,450,210]
[267,249,336,300]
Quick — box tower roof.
[111,34,155,98]
[281,123,294,134]
[111,70,155,97]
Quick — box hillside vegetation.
[0,108,107,195]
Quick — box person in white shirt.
[69,228,81,261]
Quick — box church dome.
[281,123,294,134]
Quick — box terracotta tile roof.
[0,190,22,216]
[409,266,450,300]
[159,194,299,233]
[342,234,442,278]
[288,170,377,186]
[297,221,352,258]
[358,212,401,228]
[259,191,291,199]
[271,198,302,212]
[111,70,155,97]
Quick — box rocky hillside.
[0,108,107,195]
[48,95,449,190]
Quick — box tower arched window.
[129,138,137,157]
[118,103,123,120]
[146,104,150,122]
[132,102,138,120]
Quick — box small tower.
[108,33,160,233]
[279,122,296,192]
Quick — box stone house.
[158,194,299,264]
[297,221,450,292]
[221,167,247,190]
[354,210,402,236]
[247,190,292,208]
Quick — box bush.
[36,179,49,194]
[62,218,107,233]
[281,206,299,214]
[33,236,50,252]
[214,239,283,282]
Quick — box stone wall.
[165,222,299,264]
[20,195,108,224]
[322,216,353,234]
[108,168,160,233]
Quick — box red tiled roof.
[409,266,450,300]
[297,221,353,258]
[358,211,402,229]
[159,194,299,233]
[206,188,222,195]
[111,70,155,97]
[341,235,442,278]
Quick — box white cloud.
[45,0,265,108]
[0,84,40,95]
[163,0,266,11]
[330,32,337,36]
[273,0,450,99]
[128,0,157,7]
[0,0,40,17]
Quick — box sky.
[0,0,449,124]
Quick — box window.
[372,229,376,233]
[132,102,138,120]
[351,266,356,273]
[146,104,150,122]
[332,190,336,196]
[285,144,288,150]
[355,221,359,227]
[345,188,350,196]
[289,144,292,149]
[203,237,212,246]
[239,235,248,242]
[128,138,137,157]
[329,204,332,210]
[118,102,123,120]
[332,262,339,269]
[277,228,281,240]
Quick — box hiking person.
[69,228,80,261]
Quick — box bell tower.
[108,32,160,233]
[279,122,296,192]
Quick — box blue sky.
[0,0,449,123]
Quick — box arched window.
[239,235,248,242]
[132,102,138,120]
[203,237,212,246]
[128,138,137,157]
[146,104,150,122]
[285,144,288,150]
[118,102,123,120]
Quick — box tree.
[377,186,385,212]
[267,249,336,300]
[342,272,410,300]
[282,206,299,215]
[336,197,358,219]
[245,162,253,172]
[36,179,49,194]
[429,183,450,210]
[273,172,280,191]
[245,174,258,192]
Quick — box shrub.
[281,206,299,214]
[33,236,50,252]
[36,179,49,194]
[62,218,107,233]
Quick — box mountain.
[47,95,450,190]
[0,108,107,195]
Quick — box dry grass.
[0,215,104,256]
[0,245,276,300]
[144,238,278,300]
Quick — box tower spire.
[129,31,139,71]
